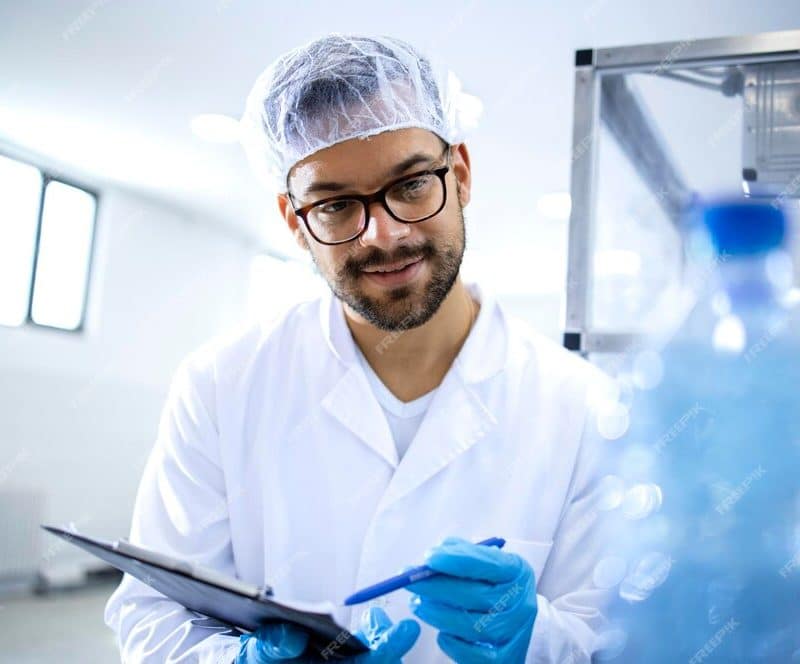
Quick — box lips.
[361,257,423,273]
[359,257,425,287]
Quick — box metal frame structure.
[563,29,800,354]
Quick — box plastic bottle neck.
[713,252,789,309]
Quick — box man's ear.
[450,142,471,208]
[277,193,309,251]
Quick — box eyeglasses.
[289,148,451,245]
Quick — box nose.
[357,200,411,250]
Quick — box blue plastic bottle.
[598,201,800,663]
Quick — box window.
[0,155,41,327]
[31,182,97,330]
[0,154,97,331]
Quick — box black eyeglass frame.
[288,148,452,246]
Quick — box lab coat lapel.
[321,368,398,468]
[379,370,497,508]
[319,290,398,469]
[379,283,507,508]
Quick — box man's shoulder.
[500,308,603,387]
[496,306,614,423]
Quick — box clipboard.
[42,525,367,659]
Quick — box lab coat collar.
[318,281,508,488]
[319,280,508,384]
[450,281,508,385]
[319,287,397,468]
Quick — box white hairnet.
[239,33,482,193]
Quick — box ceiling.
[0,0,798,293]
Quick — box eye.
[318,200,355,215]
[394,174,433,199]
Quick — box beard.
[310,205,466,332]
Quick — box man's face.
[280,128,471,332]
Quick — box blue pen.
[343,537,506,606]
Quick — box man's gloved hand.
[236,606,420,663]
[406,536,538,663]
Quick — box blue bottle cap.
[701,201,786,256]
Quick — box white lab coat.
[105,282,617,663]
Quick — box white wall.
[0,187,255,576]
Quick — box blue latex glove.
[236,606,420,663]
[406,536,538,663]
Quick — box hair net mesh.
[239,33,481,193]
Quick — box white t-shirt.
[354,345,436,460]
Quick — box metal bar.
[657,71,724,92]
[595,51,800,77]
[25,174,48,325]
[582,332,644,354]
[564,65,599,342]
[594,29,800,71]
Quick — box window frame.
[0,150,100,333]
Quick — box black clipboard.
[42,525,367,659]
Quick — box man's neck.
[343,278,479,402]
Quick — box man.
[105,34,617,663]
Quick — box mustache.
[343,242,436,277]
